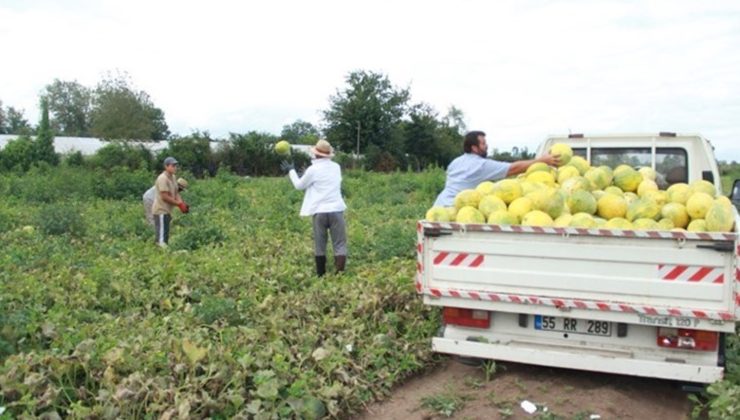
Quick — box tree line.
[1,69,535,175]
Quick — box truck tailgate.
[416,222,739,327]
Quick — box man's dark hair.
[463,131,486,153]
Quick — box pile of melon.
[425,144,735,232]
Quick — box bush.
[161,132,218,178]
[88,142,154,171]
[215,131,310,177]
[365,144,400,172]
[170,207,226,250]
[37,204,86,237]
[0,135,35,172]
[64,151,85,167]
[92,167,152,200]
[7,166,93,203]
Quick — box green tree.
[323,70,409,159]
[492,146,535,162]
[280,120,320,144]
[403,103,462,170]
[33,98,59,166]
[5,106,32,135]
[42,79,92,136]
[404,104,441,169]
[90,72,169,141]
[443,105,467,135]
[0,100,6,134]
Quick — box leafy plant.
[37,203,86,237]
[420,390,471,418]
[0,168,442,418]
[481,360,498,382]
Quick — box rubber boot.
[335,255,346,274]
[315,256,327,277]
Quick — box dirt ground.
[357,358,692,419]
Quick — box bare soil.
[357,358,692,419]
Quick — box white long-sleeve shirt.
[289,158,347,216]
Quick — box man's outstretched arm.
[506,154,561,176]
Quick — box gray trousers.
[313,212,347,256]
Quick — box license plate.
[534,315,612,337]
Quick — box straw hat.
[311,139,334,158]
[177,178,189,189]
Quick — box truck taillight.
[657,328,718,351]
[443,307,490,328]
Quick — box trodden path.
[357,358,692,419]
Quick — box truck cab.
[418,133,739,384]
[537,132,722,194]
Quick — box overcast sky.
[2,0,739,160]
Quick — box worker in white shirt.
[282,139,348,276]
[143,177,189,226]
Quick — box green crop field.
[1,166,738,418]
[0,167,444,418]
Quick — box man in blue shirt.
[434,131,561,207]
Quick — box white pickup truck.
[417,133,740,383]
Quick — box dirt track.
[358,358,691,419]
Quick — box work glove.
[178,202,190,214]
[280,160,295,173]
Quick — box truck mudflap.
[415,221,740,323]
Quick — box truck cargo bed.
[416,221,739,332]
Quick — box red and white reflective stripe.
[658,264,725,283]
[420,221,738,241]
[424,287,734,321]
[433,252,485,268]
[415,222,424,294]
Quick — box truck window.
[655,148,688,185]
[590,147,652,169]
[574,147,688,187]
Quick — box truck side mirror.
[732,179,740,198]
[731,179,740,210]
